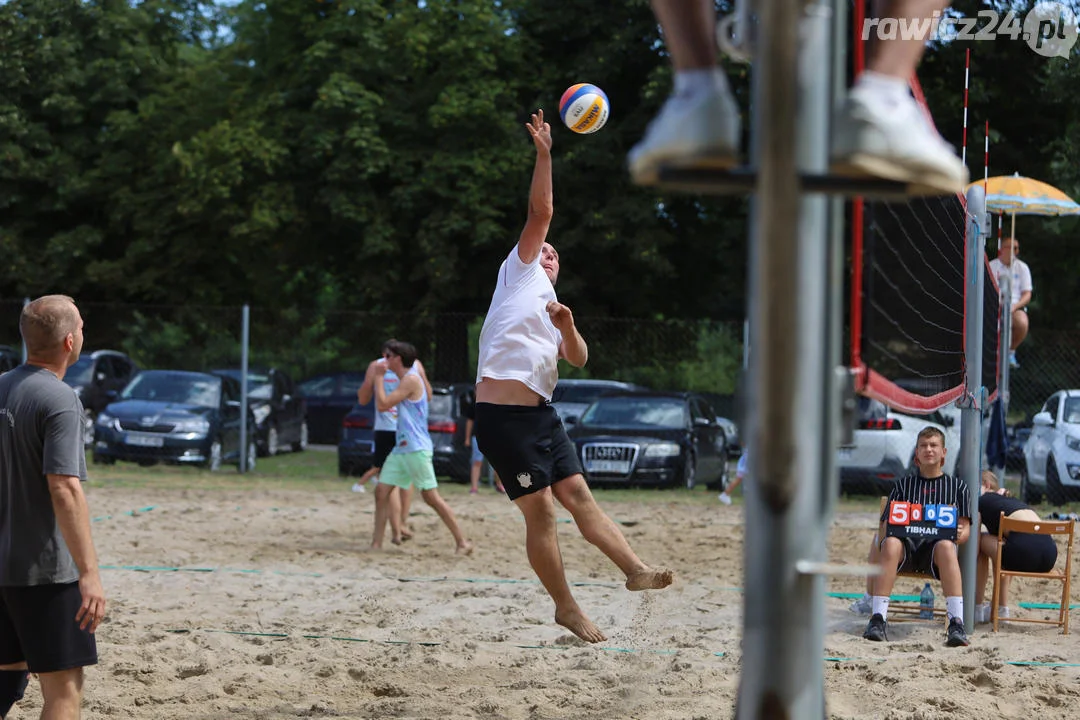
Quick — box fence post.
[240,304,250,473]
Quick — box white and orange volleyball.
[558,83,610,134]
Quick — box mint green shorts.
[380,450,438,491]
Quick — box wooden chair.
[876,497,948,622]
[991,513,1074,634]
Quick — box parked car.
[337,400,376,477]
[429,383,475,483]
[337,383,475,482]
[567,391,728,489]
[1022,390,1080,505]
[551,379,648,425]
[297,371,365,444]
[1006,422,1031,471]
[92,370,257,471]
[62,350,139,445]
[0,345,19,373]
[213,368,308,456]
[700,392,742,457]
[838,397,960,495]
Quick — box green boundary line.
[92,505,156,523]
[167,630,1077,668]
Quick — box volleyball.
[558,83,610,134]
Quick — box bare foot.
[456,541,474,556]
[625,567,674,591]
[391,536,402,546]
[400,530,414,542]
[555,608,606,644]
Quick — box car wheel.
[266,426,279,457]
[1046,457,1066,506]
[1020,464,1043,505]
[292,421,308,453]
[205,439,223,472]
[715,449,730,490]
[92,453,115,465]
[82,408,95,447]
[683,453,697,490]
[241,440,257,472]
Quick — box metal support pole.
[960,185,989,632]
[240,304,250,473]
[999,271,1012,418]
[737,0,832,715]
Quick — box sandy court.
[8,482,1078,719]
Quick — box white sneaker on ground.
[351,482,366,493]
[849,594,873,615]
[998,605,1011,620]
[628,88,740,185]
[718,492,733,505]
[831,86,968,196]
[974,602,991,623]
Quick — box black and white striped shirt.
[881,473,971,524]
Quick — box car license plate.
[126,433,164,447]
[585,460,630,474]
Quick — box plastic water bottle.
[919,582,935,620]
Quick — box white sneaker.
[974,602,990,623]
[830,86,968,195]
[998,606,1011,620]
[849,595,873,615]
[718,492,733,505]
[628,88,740,185]
[351,482,366,493]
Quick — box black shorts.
[1001,532,1057,573]
[0,583,98,673]
[373,431,396,468]
[884,537,949,579]
[474,402,584,501]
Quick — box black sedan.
[213,368,308,456]
[92,370,257,471]
[568,392,729,489]
[298,371,365,445]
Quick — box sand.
[8,483,1078,719]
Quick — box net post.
[960,184,988,632]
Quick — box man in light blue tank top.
[371,341,472,554]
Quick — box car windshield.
[299,376,335,398]
[430,393,453,417]
[579,396,687,429]
[64,357,94,386]
[121,374,221,408]
[1063,398,1080,424]
[216,370,272,400]
[553,383,625,404]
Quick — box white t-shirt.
[988,257,1032,307]
[476,246,564,400]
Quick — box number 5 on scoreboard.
[935,505,957,528]
[888,501,910,526]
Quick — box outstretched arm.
[517,110,553,266]
[358,359,380,405]
[374,370,423,412]
[548,301,587,368]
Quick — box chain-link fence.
[0,299,746,396]
[1007,330,1080,423]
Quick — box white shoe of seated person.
[628,87,740,186]
[831,85,968,196]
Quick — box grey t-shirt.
[0,364,88,586]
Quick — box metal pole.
[960,185,989,633]
[738,0,831,715]
[240,304,250,473]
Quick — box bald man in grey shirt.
[0,295,105,720]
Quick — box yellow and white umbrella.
[966,172,1080,239]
